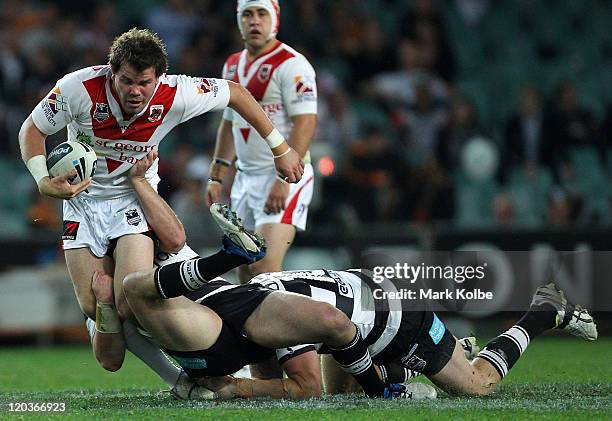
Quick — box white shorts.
[62,194,151,258]
[230,163,314,231]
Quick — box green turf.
[0,338,610,420]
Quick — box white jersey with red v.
[221,41,317,174]
[32,65,230,198]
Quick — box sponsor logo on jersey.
[148,104,164,122]
[47,87,67,114]
[258,64,273,83]
[125,209,142,226]
[428,313,446,345]
[400,343,427,371]
[293,75,316,103]
[76,130,93,147]
[41,87,66,126]
[227,64,237,80]
[62,220,80,240]
[172,355,208,369]
[197,78,212,94]
[93,103,110,122]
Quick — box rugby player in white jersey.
[206,0,317,285]
[18,27,303,393]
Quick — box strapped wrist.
[26,155,49,185]
[265,128,285,149]
[95,301,122,334]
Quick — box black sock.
[155,251,245,299]
[379,362,420,384]
[330,327,386,397]
[477,303,556,378]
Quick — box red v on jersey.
[240,127,251,143]
[234,45,295,101]
[105,157,123,174]
[82,76,178,143]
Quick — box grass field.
[0,337,610,420]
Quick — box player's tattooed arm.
[207,119,235,207]
[129,150,186,252]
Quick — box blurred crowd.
[2,0,612,242]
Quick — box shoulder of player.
[60,65,110,85]
[224,50,243,66]
[274,44,315,75]
[50,65,110,112]
[161,74,226,96]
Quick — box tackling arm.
[88,271,126,372]
[202,350,323,400]
[128,150,186,253]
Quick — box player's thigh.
[251,223,296,272]
[243,291,349,348]
[65,247,114,318]
[428,339,499,395]
[112,234,154,303]
[127,292,222,351]
[321,354,362,394]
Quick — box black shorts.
[166,284,276,377]
[374,311,456,376]
[185,283,273,336]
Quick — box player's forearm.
[210,119,236,182]
[287,114,317,158]
[227,82,288,156]
[234,377,320,400]
[92,330,126,372]
[130,177,185,253]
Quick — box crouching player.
[120,207,598,399]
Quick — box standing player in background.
[18,28,303,392]
[206,0,317,285]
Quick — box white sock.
[122,320,182,387]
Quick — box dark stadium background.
[0,0,610,344]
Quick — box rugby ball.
[46,141,97,184]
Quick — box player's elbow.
[159,232,186,254]
[227,81,252,108]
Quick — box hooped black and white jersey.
[249,269,404,364]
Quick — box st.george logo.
[148,105,164,122]
[258,64,272,83]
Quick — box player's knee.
[248,259,280,277]
[122,271,149,298]
[317,303,351,335]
